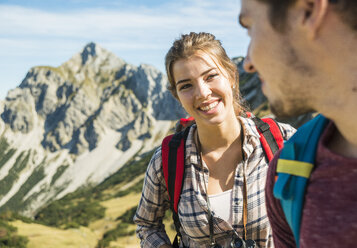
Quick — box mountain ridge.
[0,42,186,216]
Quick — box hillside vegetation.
[2,148,176,247]
[0,212,28,248]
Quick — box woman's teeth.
[200,101,218,111]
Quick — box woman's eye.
[178,83,192,91]
[207,74,218,80]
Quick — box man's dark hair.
[257,0,357,32]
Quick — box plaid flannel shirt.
[134,116,296,248]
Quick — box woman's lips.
[198,99,221,114]
[199,101,219,112]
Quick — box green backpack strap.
[273,114,329,247]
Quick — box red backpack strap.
[253,117,284,161]
[163,129,189,213]
[161,128,190,209]
[162,133,183,212]
[162,134,173,198]
[161,128,190,246]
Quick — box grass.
[95,193,141,248]
[107,226,138,248]
[115,177,144,198]
[11,220,98,248]
[100,193,141,221]
[97,191,176,248]
[0,214,29,248]
[26,191,145,247]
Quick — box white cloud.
[0,2,240,38]
[0,0,249,99]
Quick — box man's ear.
[301,0,329,40]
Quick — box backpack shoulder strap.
[253,116,284,161]
[161,127,190,246]
[162,134,174,201]
[162,127,190,212]
[273,114,329,247]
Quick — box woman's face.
[172,53,236,127]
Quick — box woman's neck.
[196,116,242,154]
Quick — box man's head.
[256,0,357,33]
[239,0,357,118]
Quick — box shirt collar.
[238,116,262,159]
[185,125,200,166]
[184,117,262,165]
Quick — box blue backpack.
[273,114,329,247]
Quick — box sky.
[0,0,250,100]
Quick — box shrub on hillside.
[96,206,138,247]
[116,206,137,224]
[0,211,34,224]
[35,199,105,228]
[115,178,144,198]
[0,219,28,248]
[96,223,135,248]
[97,151,153,194]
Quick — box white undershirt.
[208,189,233,225]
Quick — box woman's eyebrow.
[201,68,216,76]
[176,68,216,86]
[176,78,191,86]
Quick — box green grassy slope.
[2,147,175,248]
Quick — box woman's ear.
[300,0,329,40]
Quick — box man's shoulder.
[286,115,329,142]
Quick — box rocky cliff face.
[0,43,186,216]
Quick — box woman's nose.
[196,82,211,99]
[243,54,256,73]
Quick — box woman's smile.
[198,99,221,113]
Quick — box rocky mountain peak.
[62,42,126,77]
[0,43,187,216]
[81,42,97,65]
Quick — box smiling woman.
[133,32,296,248]
[165,32,247,120]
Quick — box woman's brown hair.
[165,32,248,116]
